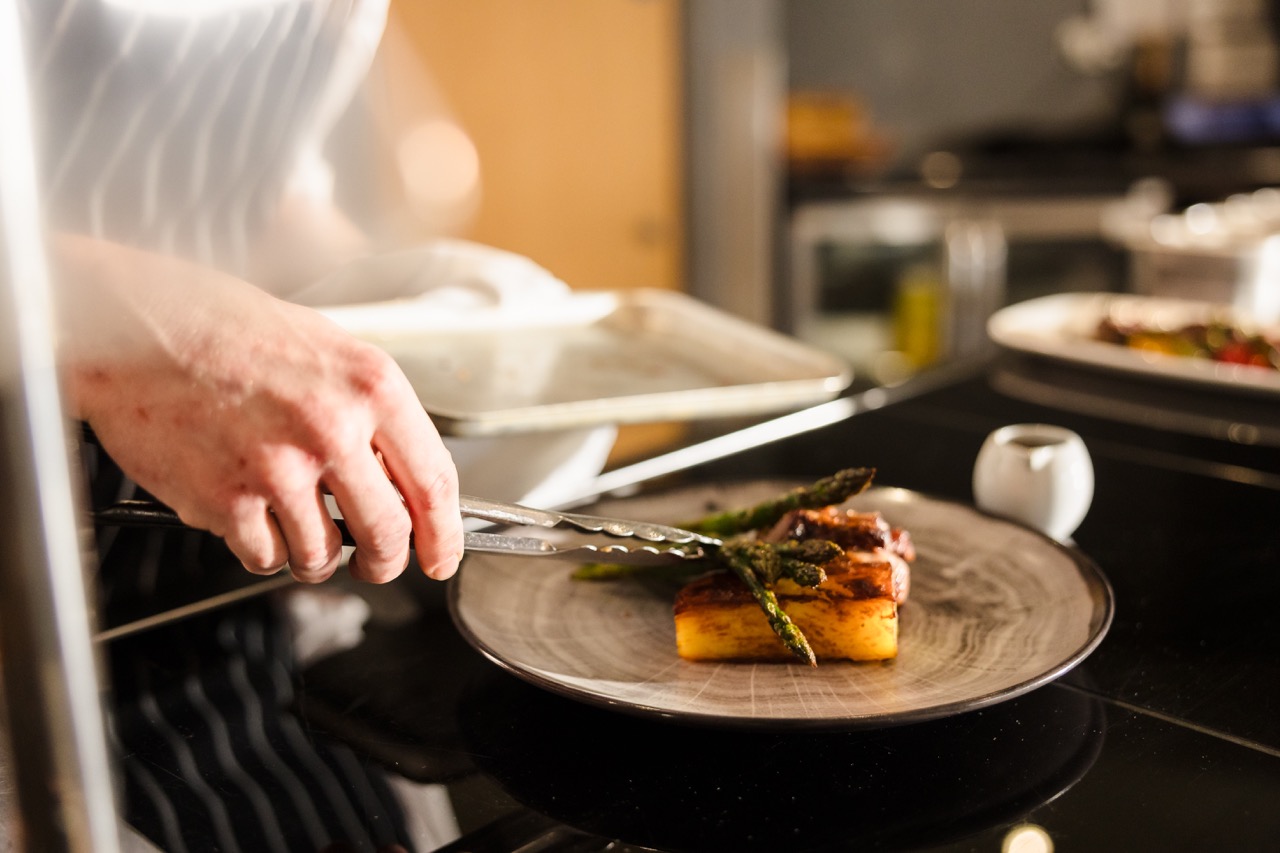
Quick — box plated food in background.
[1094,315,1279,371]
[573,469,915,666]
[987,292,1280,397]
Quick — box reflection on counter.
[456,666,1105,852]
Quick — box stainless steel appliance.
[787,190,1134,386]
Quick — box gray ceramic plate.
[448,482,1114,729]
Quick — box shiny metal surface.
[460,494,720,565]
[93,493,719,568]
[326,288,852,437]
[460,494,720,544]
[462,530,711,566]
[0,1,121,849]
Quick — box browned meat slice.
[764,506,913,603]
[765,506,915,561]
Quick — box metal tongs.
[93,495,723,567]
[458,496,722,565]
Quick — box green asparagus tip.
[785,628,818,666]
[776,539,844,565]
[780,558,826,587]
[819,467,876,502]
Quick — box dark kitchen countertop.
[100,353,1280,852]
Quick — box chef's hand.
[55,235,464,584]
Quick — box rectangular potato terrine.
[673,553,900,662]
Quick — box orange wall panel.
[387,0,684,291]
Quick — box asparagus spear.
[575,472,866,581]
[573,538,836,587]
[681,467,876,537]
[779,557,826,587]
[772,539,841,586]
[571,537,838,586]
[719,540,816,666]
[739,539,782,583]
[774,539,844,565]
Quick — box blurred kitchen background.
[344,0,1280,411]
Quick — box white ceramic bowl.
[446,426,616,509]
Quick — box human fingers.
[270,483,344,583]
[373,399,464,581]
[325,448,414,584]
[221,498,290,576]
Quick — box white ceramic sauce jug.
[972,423,1095,542]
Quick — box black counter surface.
[104,354,1280,852]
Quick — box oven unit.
[787,191,1132,387]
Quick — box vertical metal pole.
[0,0,123,850]
[684,0,786,328]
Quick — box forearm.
[52,234,258,419]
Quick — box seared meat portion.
[765,506,915,561]
[765,507,914,604]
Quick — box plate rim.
[447,484,1116,731]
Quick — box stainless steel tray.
[321,289,852,436]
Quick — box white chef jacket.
[21,0,386,277]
